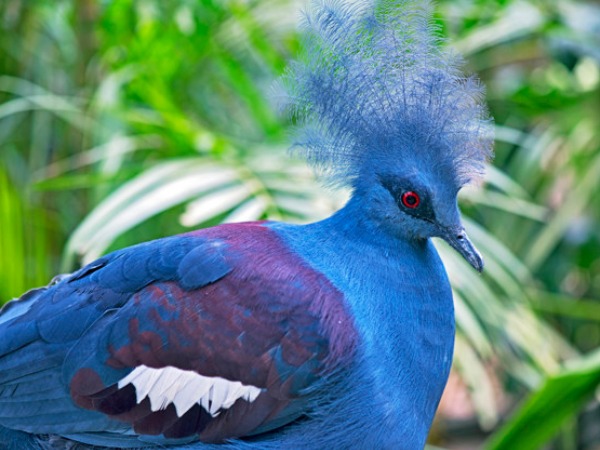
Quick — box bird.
[0,0,492,449]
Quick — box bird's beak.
[440,227,484,273]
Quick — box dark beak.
[440,227,484,273]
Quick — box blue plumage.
[0,0,492,448]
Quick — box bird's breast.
[335,243,455,447]
[271,222,455,446]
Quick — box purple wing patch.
[69,223,357,443]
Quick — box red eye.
[401,191,420,209]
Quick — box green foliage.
[0,167,52,299]
[486,350,600,450]
[440,0,600,447]
[1,0,599,448]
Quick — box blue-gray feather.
[281,0,493,188]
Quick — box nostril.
[456,234,464,240]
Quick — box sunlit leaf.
[486,349,600,450]
[223,197,267,223]
[65,159,238,265]
[180,183,251,227]
[453,2,544,56]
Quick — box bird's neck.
[270,195,455,448]
[312,193,413,251]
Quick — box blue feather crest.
[281,0,493,188]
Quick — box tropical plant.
[1,1,599,449]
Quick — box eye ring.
[401,191,420,209]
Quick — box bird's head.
[354,155,484,272]
[281,0,493,271]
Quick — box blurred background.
[0,0,599,448]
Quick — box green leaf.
[64,159,238,266]
[452,2,544,56]
[486,349,600,450]
[524,151,600,271]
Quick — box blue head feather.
[281,0,493,190]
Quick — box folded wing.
[0,222,357,446]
